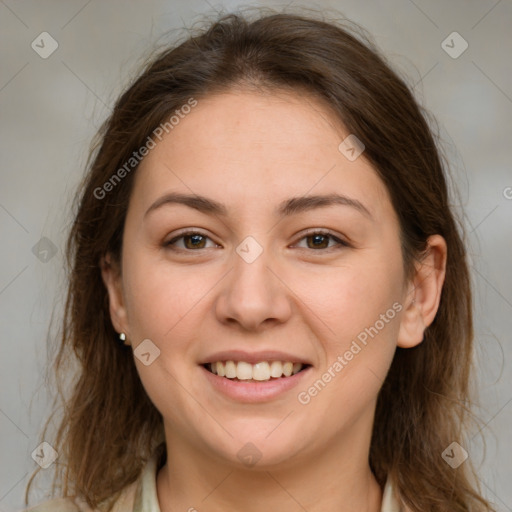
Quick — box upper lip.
[200,350,312,366]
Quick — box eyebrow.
[144,192,373,220]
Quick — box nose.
[214,240,293,333]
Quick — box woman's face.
[107,89,414,468]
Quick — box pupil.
[187,234,205,249]
[310,234,328,249]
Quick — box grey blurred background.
[0,0,511,511]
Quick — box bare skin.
[101,88,446,512]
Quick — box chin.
[208,423,310,469]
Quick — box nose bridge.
[215,233,291,330]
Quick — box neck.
[156,421,383,512]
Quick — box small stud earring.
[119,332,130,346]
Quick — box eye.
[293,230,350,251]
[164,229,350,252]
[164,230,218,251]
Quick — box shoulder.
[23,497,84,512]
[22,478,139,512]
[381,475,413,512]
[22,442,165,512]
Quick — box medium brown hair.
[26,7,494,512]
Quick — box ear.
[100,252,129,337]
[397,234,447,348]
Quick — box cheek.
[295,259,402,427]
[290,256,403,348]
[121,254,210,420]
[122,250,213,342]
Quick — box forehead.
[146,89,347,164]
[131,89,393,220]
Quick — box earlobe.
[100,253,129,336]
[397,300,425,348]
[397,235,447,349]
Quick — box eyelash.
[164,229,350,253]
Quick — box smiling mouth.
[203,361,311,382]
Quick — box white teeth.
[225,360,237,378]
[236,361,253,380]
[269,361,283,378]
[292,362,302,375]
[207,360,305,380]
[252,362,270,381]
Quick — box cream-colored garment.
[23,443,404,512]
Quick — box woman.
[24,8,495,512]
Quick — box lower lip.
[201,365,312,403]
